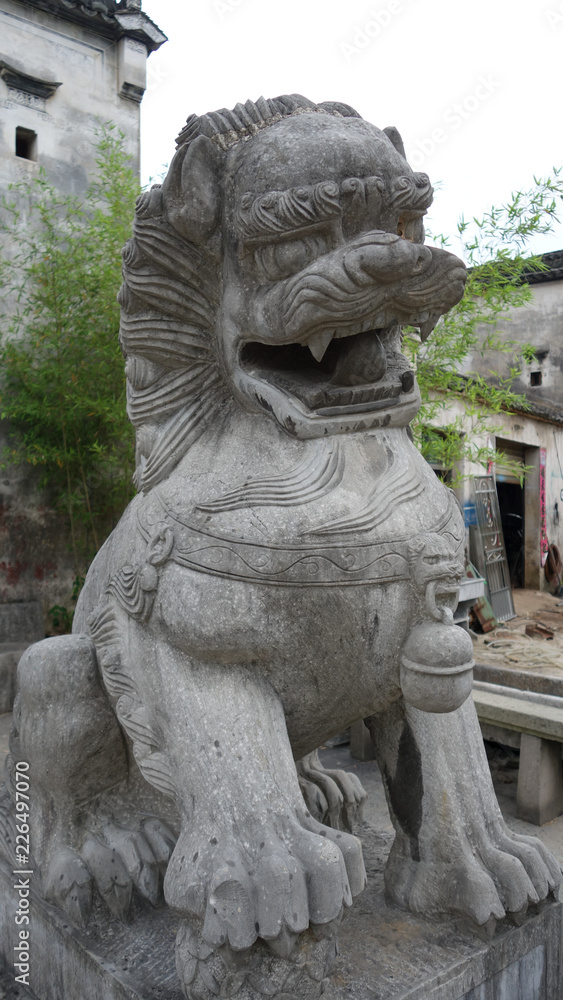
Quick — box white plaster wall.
[0,0,142,201]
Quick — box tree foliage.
[404,167,563,485]
[0,124,139,570]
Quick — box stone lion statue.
[1,94,560,998]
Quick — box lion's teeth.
[419,316,438,341]
[308,330,334,362]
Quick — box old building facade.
[0,0,165,616]
[436,253,563,595]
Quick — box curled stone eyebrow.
[236,181,342,240]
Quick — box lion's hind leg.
[297,749,367,831]
[0,634,175,925]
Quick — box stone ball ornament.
[0,95,560,999]
[400,620,475,714]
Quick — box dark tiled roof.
[506,395,563,425]
[21,0,166,52]
[523,250,563,285]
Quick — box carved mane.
[119,96,363,494]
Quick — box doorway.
[495,438,526,589]
[496,481,525,588]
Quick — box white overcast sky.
[139,0,563,261]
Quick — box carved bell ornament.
[400,621,475,713]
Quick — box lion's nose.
[345,238,433,285]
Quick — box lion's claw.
[42,816,177,926]
[103,822,161,906]
[386,822,558,931]
[45,847,93,927]
[166,809,365,957]
[82,835,133,920]
[297,751,367,832]
[142,816,177,871]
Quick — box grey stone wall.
[459,271,563,413]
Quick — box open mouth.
[240,324,416,415]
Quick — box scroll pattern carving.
[145,489,462,587]
[311,453,424,536]
[197,442,343,513]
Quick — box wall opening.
[530,371,542,387]
[496,481,525,588]
[15,127,37,161]
[495,437,526,589]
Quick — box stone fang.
[307,330,334,362]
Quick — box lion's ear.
[162,135,223,244]
[383,126,406,161]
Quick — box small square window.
[15,127,37,161]
[530,371,542,387]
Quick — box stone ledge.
[472,682,563,743]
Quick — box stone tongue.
[330,330,387,386]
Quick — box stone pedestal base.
[1,837,562,1000]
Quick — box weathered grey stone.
[0,602,42,712]
[0,602,43,643]
[349,720,376,761]
[517,733,563,826]
[473,680,563,742]
[0,95,561,997]
[0,644,29,714]
[474,660,563,699]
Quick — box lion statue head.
[119,95,466,493]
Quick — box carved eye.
[255,234,329,280]
[397,213,425,244]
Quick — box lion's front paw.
[165,809,365,955]
[386,822,561,932]
[44,816,177,924]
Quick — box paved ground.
[472,587,563,681]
